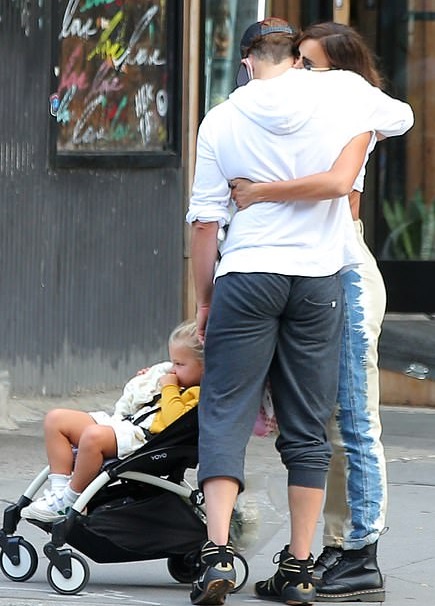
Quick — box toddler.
[21,320,203,522]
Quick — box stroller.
[0,407,249,595]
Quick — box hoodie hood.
[229,68,319,135]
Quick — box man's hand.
[190,220,218,345]
[196,305,211,344]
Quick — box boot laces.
[317,546,342,567]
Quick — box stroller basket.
[67,487,207,563]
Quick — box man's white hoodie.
[187,68,413,277]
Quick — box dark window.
[50,0,182,168]
[376,2,435,312]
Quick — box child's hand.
[159,372,179,387]
[136,367,150,375]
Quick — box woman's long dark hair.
[297,22,383,88]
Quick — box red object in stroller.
[0,408,249,595]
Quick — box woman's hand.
[230,178,258,210]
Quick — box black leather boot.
[313,546,343,581]
[315,542,385,602]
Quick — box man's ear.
[235,57,254,87]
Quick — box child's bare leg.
[70,425,118,493]
[44,408,97,475]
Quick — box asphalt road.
[0,404,434,605]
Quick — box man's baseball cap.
[240,19,296,58]
[236,19,296,86]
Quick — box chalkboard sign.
[50,0,182,167]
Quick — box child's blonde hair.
[169,320,204,360]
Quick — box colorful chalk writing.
[54,0,172,154]
[80,0,119,12]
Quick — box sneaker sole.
[191,579,235,605]
[282,585,316,606]
[22,515,66,524]
[191,579,235,606]
[255,585,316,605]
[316,587,385,602]
[21,511,67,523]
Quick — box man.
[187,18,411,606]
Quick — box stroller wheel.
[167,554,196,583]
[0,538,38,582]
[231,552,249,593]
[46,552,90,595]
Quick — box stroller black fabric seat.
[103,405,199,477]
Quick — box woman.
[231,22,413,603]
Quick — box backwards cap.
[240,20,296,58]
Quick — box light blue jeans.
[323,221,387,550]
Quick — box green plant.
[382,191,435,260]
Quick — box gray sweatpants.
[198,271,343,491]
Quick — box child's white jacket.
[112,361,172,420]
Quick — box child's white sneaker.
[21,490,71,522]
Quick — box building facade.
[0,0,433,396]
[0,1,185,395]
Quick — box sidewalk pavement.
[0,392,434,605]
